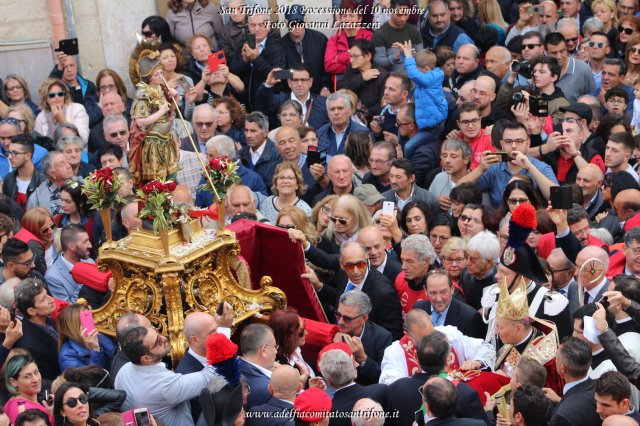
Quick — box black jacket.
[280,29,331,93]
[330,382,388,426]
[420,22,469,52]
[14,317,60,381]
[176,351,205,423]
[246,397,294,426]
[254,86,329,131]
[549,378,600,426]
[239,140,282,195]
[229,32,286,111]
[413,297,486,339]
[460,267,497,310]
[2,169,46,209]
[89,386,127,416]
[541,141,601,185]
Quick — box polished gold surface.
[92,220,287,363]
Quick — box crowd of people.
[4,0,640,424]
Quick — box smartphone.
[306,150,324,167]
[134,408,151,426]
[415,408,425,425]
[553,123,563,134]
[208,51,226,72]
[122,410,135,425]
[246,33,256,49]
[216,301,225,316]
[79,311,96,336]
[177,76,192,93]
[490,151,510,162]
[55,38,79,56]
[550,185,574,210]
[382,201,395,216]
[598,295,611,310]
[9,307,16,323]
[274,69,294,80]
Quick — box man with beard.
[0,239,37,284]
[472,75,513,128]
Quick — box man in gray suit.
[575,245,610,306]
[382,158,440,219]
[548,248,579,316]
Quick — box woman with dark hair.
[53,382,99,426]
[428,214,453,262]
[63,366,126,417]
[502,179,540,215]
[614,16,640,58]
[299,126,318,154]
[337,38,388,120]
[267,308,314,379]
[159,42,197,121]
[166,0,223,53]
[449,183,483,235]
[213,96,246,148]
[344,130,372,183]
[55,180,93,242]
[141,16,176,45]
[400,200,432,236]
[528,209,556,253]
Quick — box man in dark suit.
[317,346,387,426]
[239,323,279,409]
[549,337,601,426]
[509,384,550,426]
[176,311,233,423]
[13,278,60,381]
[255,65,329,131]
[419,376,485,426]
[246,364,300,425]
[547,248,579,317]
[414,270,486,339]
[387,331,487,426]
[306,241,403,339]
[239,112,282,195]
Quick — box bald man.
[451,45,482,94]
[614,189,640,224]
[576,164,605,219]
[603,415,637,426]
[575,246,610,305]
[177,309,234,422]
[351,398,385,426]
[112,313,152,379]
[358,226,401,281]
[121,202,142,234]
[173,184,194,207]
[484,47,511,80]
[472,75,512,127]
[540,0,558,29]
[246,365,301,425]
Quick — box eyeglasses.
[563,117,580,124]
[507,197,529,205]
[290,78,310,83]
[262,343,279,350]
[7,151,27,157]
[631,47,640,55]
[142,30,154,38]
[502,139,527,146]
[48,91,65,99]
[12,257,34,267]
[342,260,367,271]
[5,85,22,92]
[277,224,296,229]
[321,205,332,215]
[588,41,605,48]
[277,175,296,181]
[368,158,391,165]
[99,84,116,92]
[109,130,128,138]
[550,267,572,274]
[335,311,365,323]
[64,393,88,408]
[148,332,164,352]
[429,234,450,243]
[619,26,635,35]
[565,36,579,43]
[444,256,467,265]
[40,223,56,234]
[329,216,349,225]
[459,118,480,126]
[195,121,214,128]
[522,43,541,50]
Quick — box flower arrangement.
[81,168,125,210]
[198,157,240,201]
[136,179,179,234]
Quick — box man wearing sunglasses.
[0,238,36,284]
[102,115,130,169]
[182,104,217,155]
[587,32,611,92]
[88,92,128,154]
[546,248,579,316]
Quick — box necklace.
[275,196,298,210]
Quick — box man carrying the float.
[482,203,573,341]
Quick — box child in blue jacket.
[393,41,448,158]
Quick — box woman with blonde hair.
[1,74,39,117]
[478,0,508,44]
[7,104,35,135]
[311,194,338,234]
[440,237,467,294]
[34,78,89,143]
[322,194,371,253]
[276,206,320,246]
[56,305,115,371]
[21,207,57,268]
[591,0,618,37]
[260,163,312,223]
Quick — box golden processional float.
[85,38,288,363]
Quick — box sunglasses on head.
[342,260,367,271]
[619,26,635,35]
[64,393,88,408]
[48,91,65,99]
[329,216,349,225]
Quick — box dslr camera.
[512,92,549,117]
[511,60,533,79]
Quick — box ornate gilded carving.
[92,220,287,363]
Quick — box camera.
[528,5,544,14]
[529,96,549,117]
[512,92,526,104]
[511,60,533,79]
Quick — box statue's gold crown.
[496,276,529,321]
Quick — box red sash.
[400,335,421,377]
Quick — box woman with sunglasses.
[3,355,53,425]
[57,305,115,371]
[276,206,320,245]
[311,195,338,235]
[624,34,640,85]
[260,163,312,223]
[6,104,54,153]
[62,366,126,417]
[614,16,640,58]
[501,179,540,216]
[34,78,89,144]
[20,208,56,269]
[0,74,40,117]
[322,194,371,254]
[268,307,314,380]
[53,382,99,426]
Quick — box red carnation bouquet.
[136,178,179,234]
[81,168,125,210]
[198,157,240,201]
